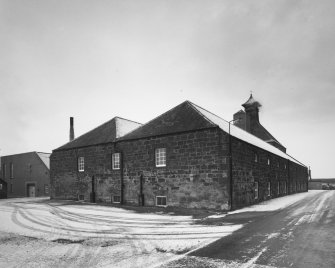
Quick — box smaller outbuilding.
[1,152,51,198]
[0,178,7,199]
[309,178,335,190]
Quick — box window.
[10,163,13,179]
[78,157,84,172]
[44,184,49,194]
[156,196,167,207]
[10,184,13,193]
[277,181,280,195]
[112,153,120,170]
[267,182,271,196]
[277,161,280,168]
[0,184,2,190]
[2,164,6,179]
[283,181,287,194]
[155,148,166,167]
[78,194,84,201]
[284,164,287,170]
[254,153,258,163]
[113,195,121,203]
[254,182,259,199]
[267,158,271,166]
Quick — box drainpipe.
[120,152,124,205]
[228,119,239,211]
[139,173,144,206]
[90,175,96,203]
[287,160,290,194]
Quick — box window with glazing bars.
[78,157,84,172]
[156,196,167,207]
[155,148,166,167]
[112,153,120,170]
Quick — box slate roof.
[119,101,214,140]
[120,100,304,166]
[54,117,142,151]
[251,121,285,148]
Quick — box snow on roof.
[36,152,51,169]
[115,117,142,138]
[190,102,304,166]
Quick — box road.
[163,190,335,268]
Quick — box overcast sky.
[1,0,334,178]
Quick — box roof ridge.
[61,117,118,146]
[187,100,229,124]
[119,101,191,140]
[36,151,51,155]
[1,151,36,157]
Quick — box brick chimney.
[242,94,261,133]
[69,117,75,142]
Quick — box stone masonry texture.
[50,128,308,211]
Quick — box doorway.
[27,184,36,197]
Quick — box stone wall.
[50,144,116,201]
[51,128,308,211]
[50,128,230,210]
[118,128,230,210]
[231,137,308,209]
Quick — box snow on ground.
[0,192,321,267]
[0,198,241,268]
[208,190,322,219]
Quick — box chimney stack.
[69,117,75,142]
[242,94,261,133]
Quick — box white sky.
[1,0,334,178]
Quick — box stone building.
[50,96,308,210]
[0,178,7,199]
[1,152,51,198]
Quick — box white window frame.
[267,158,271,166]
[156,196,167,207]
[112,195,121,203]
[155,148,166,167]
[254,153,258,163]
[78,157,84,172]
[254,182,259,199]
[112,153,120,170]
[268,182,271,196]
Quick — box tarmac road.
[163,190,335,268]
